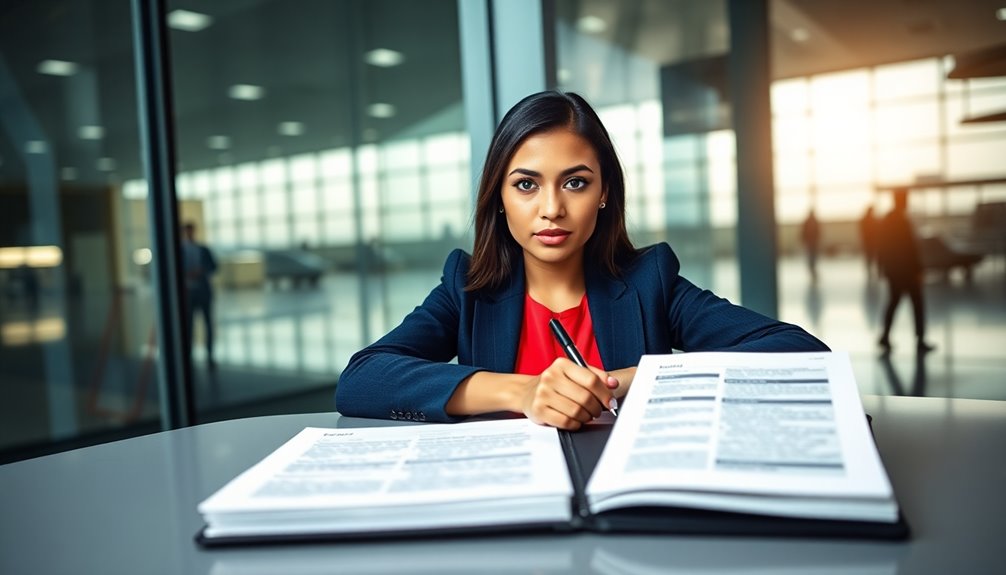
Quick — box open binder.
[196,352,910,546]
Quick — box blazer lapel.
[587,269,644,371]
[472,259,525,372]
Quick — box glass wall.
[119,0,469,416]
[0,0,161,461]
[554,0,738,298]
[772,57,1006,253]
[1,0,469,460]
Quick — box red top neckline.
[514,293,604,375]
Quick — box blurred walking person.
[876,189,934,354]
[182,221,218,369]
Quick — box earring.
[499,207,504,214]
[599,202,606,209]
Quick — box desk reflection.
[590,537,901,574]
[208,537,576,575]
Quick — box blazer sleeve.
[336,249,483,422]
[650,244,829,352]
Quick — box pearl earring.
[499,207,504,214]
[599,202,606,209]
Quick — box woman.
[338,91,828,430]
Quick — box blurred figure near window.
[181,222,218,370]
[800,208,821,284]
[876,189,934,355]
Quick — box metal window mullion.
[130,0,194,429]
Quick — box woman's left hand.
[604,366,636,399]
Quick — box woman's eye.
[515,179,536,192]
[565,177,587,190]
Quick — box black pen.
[548,318,618,416]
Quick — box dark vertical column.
[728,0,778,317]
[131,0,194,428]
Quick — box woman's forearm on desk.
[445,371,531,416]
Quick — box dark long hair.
[466,91,636,292]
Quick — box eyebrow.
[508,164,595,179]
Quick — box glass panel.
[875,101,940,144]
[555,0,733,294]
[166,0,468,419]
[948,139,1006,179]
[874,59,940,101]
[0,0,161,461]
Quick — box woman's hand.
[519,358,619,430]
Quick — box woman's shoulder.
[441,248,473,284]
[623,242,681,278]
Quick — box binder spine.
[558,430,592,528]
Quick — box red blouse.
[514,293,604,375]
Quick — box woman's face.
[501,128,607,271]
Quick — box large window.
[0,0,159,461]
[1,0,469,460]
[772,57,1006,248]
[150,0,471,414]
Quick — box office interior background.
[1,0,1004,463]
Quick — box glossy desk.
[1,396,1003,575]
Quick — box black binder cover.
[196,415,908,547]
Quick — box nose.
[538,185,565,220]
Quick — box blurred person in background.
[876,189,934,354]
[182,221,218,370]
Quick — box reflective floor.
[768,255,1005,401]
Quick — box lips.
[534,228,571,246]
[535,228,570,237]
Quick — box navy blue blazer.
[337,243,828,422]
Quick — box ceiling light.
[997,8,1006,21]
[167,9,213,32]
[26,141,47,154]
[97,157,116,171]
[133,248,153,266]
[278,121,304,136]
[61,167,77,181]
[576,15,607,34]
[37,59,78,76]
[0,246,63,269]
[790,28,810,43]
[228,84,264,100]
[79,125,105,140]
[367,103,396,119]
[123,181,149,199]
[207,135,231,150]
[365,48,404,67]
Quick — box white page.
[587,352,895,514]
[200,418,573,516]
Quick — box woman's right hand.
[519,358,618,430]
